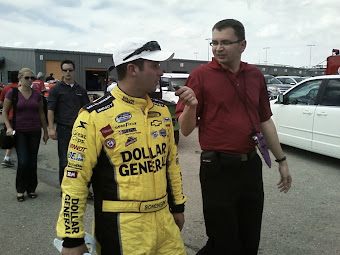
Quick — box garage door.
[46,60,62,81]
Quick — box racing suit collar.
[112,85,154,109]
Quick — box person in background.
[106,76,117,92]
[56,38,187,255]
[47,60,90,189]
[45,73,54,82]
[175,19,292,254]
[0,72,19,167]
[2,68,48,202]
[32,72,46,93]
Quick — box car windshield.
[161,77,187,91]
[295,77,305,83]
[265,76,282,85]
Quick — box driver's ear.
[127,63,139,77]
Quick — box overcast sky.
[1,0,339,68]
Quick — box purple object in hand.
[253,133,271,168]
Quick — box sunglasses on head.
[24,76,35,80]
[123,41,161,61]
[62,69,74,72]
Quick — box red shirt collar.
[208,57,247,76]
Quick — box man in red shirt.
[0,72,19,167]
[176,19,292,255]
[32,72,46,93]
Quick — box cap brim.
[127,50,174,63]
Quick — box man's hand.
[277,161,292,193]
[49,127,58,140]
[175,87,198,107]
[172,212,185,231]
[61,243,88,255]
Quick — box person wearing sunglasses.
[57,38,187,255]
[176,19,292,254]
[47,60,90,190]
[2,68,49,202]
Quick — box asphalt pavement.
[0,119,339,255]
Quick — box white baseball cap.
[113,38,174,67]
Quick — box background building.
[0,46,325,89]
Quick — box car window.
[265,76,281,85]
[320,79,340,106]
[285,80,322,105]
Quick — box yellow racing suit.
[56,85,187,255]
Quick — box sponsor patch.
[68,152,85,162]
[105,138,116,149]
[122,96,134,105]
[67,170,78,178]
[69,143,87,152]
[148,111,161,118]
[151,131,158,139]
[159,129,166,137]
[115,112,132,123]
[151,98,165,107]
[77,121,88,129]
[119,128,137,135]
[73,130,86,139]
[85,93,115,113]
[100,125,113,138]
[67,162,83,170]
[126,137,137,146]
[151,120,162,127]
[164,117,171,122]
[115,122,136,129]
[96,102,113,113]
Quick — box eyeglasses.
[62,69,74,72]
[24,76,35,80]
[123,41,161,61]
[209,39,243,47]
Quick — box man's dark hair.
[212,19,245,41]
[116,59,145,81]
[60,60,75,70]
[50,73,53,76]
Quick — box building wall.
[0,46,325,86]
[0,47,35,83]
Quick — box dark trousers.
[56,124,72,185]
[15,130,41,193]
[198,150,264,255]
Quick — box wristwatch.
[275,156,287,163]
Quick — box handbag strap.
[11,87,18,130]
[224,71,257,134]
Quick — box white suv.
[159,73,189,103]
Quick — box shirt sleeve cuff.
[62,238,85,248]
[170,203,185,213]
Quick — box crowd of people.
[1,19,292,255]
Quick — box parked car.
[160,73,189,103]
[270,75,340,159]
[264,74,292,99]
[276,76,306,86]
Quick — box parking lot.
[0,122,339,254]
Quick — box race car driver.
[56,38,187,255]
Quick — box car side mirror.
[277,94,284,103]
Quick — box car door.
[273,79,322,150]
[312,79,340,158]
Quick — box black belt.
[216,150,257,162]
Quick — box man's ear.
[126,63,139,77]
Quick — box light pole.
[263,47,270,64]
[307,44,315,68]
[205,38,211,61]
[194,52,199,60]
